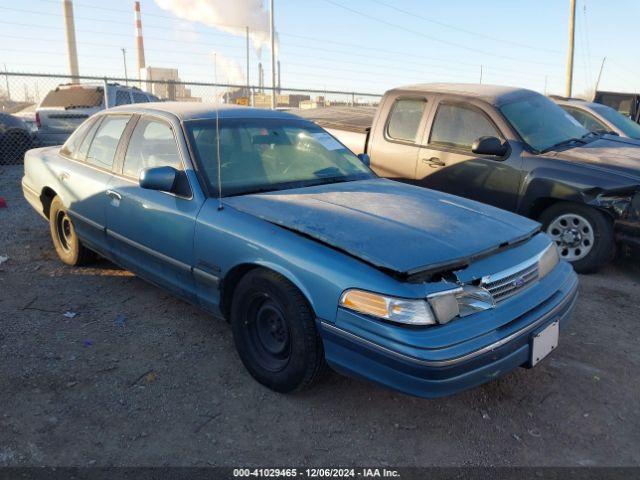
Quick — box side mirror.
[357,153,371,167]
[139,166,177,193]
[471,136,508,157]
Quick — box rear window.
[40,86,103,109]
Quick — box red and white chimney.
[134,1,146,79]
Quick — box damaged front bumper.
[613,191,640,247]
[318,261,578,398]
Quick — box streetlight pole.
[565,0,576,98]
[270,0,276,110]
[121,48,128,86]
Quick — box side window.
[115,90,131,106]
[132,91,149,103]
[430,103,500,150]
[123,117,182,179]
[60,117,97,159]
[86,115,131,169]
[386,98,427,143]
[563,107,607,132]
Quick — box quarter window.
[430,103,500,150]
[115,90,131,106]
[386,98,426,142]
[123,118,182,178]
[86,115,130,169]
[60,117,97,160]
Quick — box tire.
[230,268,326,393]
[49,196,95,266]
[539,202,614,273]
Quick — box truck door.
[415,98,523,212]
[368,95,433,182]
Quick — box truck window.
[86,115,131,169]
[123,118,182,178]
[430,103,500,150]
[561,106,607,132]
[386,99,426,143]
[115,90,132,106]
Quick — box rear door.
[59,114,133,254]
[415,97,523,211]
[105,114,204,301]
[368,94,434,181]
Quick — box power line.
[369,0,566,55]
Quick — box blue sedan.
[22,103,578,397]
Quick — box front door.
[105,115,204,301]
[415,99,523,212]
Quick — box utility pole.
[245,26,250,102]
[565,0,576,98]
[121,48,128,86]
[594,57,606,99]
[3,64,10,100]
[479,65,483,84]
[270,0,276,110]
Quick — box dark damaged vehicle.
[22,103,577,398]
[309,84,640,272]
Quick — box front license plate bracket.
[530,320,559,367]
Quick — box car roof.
[107,102,305,122]
[387,83,537,106]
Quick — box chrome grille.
[480,260,539,302]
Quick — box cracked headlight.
[539,243,560,279]
[339,289,437,325]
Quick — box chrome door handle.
[106,190,122,201]
[422,157,445,167]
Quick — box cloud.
[212,50,245,85]
[155,0,275,56]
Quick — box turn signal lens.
[539,243,560,279]
[339,290,436,325]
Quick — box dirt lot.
[1,164,639,467]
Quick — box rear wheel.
[540,202,614,273]
[49,196,95,266]
[230,269,326,393]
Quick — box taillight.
[35,111,41,129]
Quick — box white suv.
[35,83,159,146]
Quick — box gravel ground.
[1,164,639,467]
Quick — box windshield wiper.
[541,137,586,153]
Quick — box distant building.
[253,93,311,108]
[140,67,200,102]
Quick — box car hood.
[552,138,640,180]
[224,179,540,276]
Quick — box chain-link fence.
[0,71,382,165]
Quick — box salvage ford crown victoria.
[22,103,578,398]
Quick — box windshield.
[500,94,589,152]
[186,117,374,197]
[590,103,640,139]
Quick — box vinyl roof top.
[108,102,304,121]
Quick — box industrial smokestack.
[277,60,281,94]
[258,62,264,93]
[61,0,79,79]
[134,1,146,79]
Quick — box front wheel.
[49,196,95,266]
[230,269,326,393]
[540,202,614,273]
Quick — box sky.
[1,0,639,100]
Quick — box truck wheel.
[49,196,95,266]
[539,202,614,273]
[230,268,326,393]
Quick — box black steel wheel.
[48,196,95,266]
[230,268,326,393]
